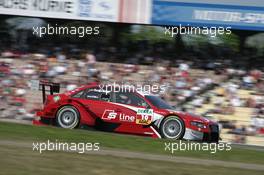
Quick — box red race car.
[34,82,219,142]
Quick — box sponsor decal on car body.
[102,110,135,122]
[136,109,153,125]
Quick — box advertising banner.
[0,0,119,22]
[152,0,264,31]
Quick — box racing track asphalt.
[0,140,264,171]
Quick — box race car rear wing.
[30,80,60,103]
[39,81,60,103]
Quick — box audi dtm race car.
[34,81,219,142]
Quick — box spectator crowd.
[0,48,264,145]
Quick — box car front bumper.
[183,124,219,143]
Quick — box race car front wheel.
[56,106,80,129]
[160,116,185,139]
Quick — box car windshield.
[145,95,173,110]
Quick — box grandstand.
[1,54,263,146]
[0,0,263,147]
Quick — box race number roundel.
[136,109,153,125]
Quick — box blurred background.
[0,0,264,147]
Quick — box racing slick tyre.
[160,116,185,139]
[56,106,80,129]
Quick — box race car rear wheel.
[160,116,185,139]
[56,106,80,129]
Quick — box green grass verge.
[1,144,263,175]
[0,121,264,164]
